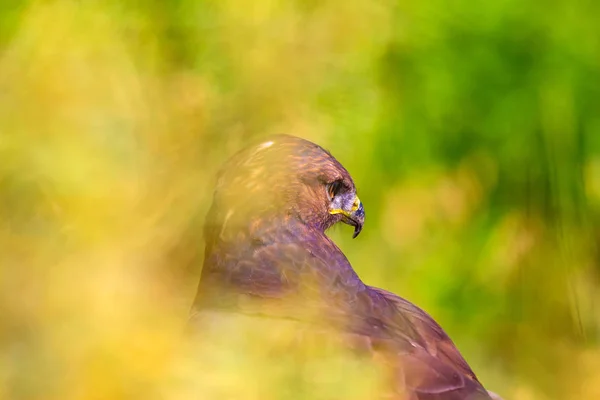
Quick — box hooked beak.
[330,196,365,239]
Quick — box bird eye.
[327,180,344,200]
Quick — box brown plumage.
[190,135,498,400]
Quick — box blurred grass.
[1,1,599,399]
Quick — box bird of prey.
[190,135,500,400]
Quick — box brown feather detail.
[368,287,480,383]
[190,135,496,400]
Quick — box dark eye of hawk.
[327,180,345,200]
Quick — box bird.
[189,134,500,400]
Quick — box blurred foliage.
[1,1,600,399]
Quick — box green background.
[1,1,599,399]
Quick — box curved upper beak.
[329,195,365,238]
[342,200,365,238]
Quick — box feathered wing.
[192,220,492,400]
[363,287,492,399]
[367,287,479,382]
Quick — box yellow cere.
[329,196,360,216]
[351,196,361,212]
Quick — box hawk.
[190,135,500,400]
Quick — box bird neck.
[193,215,364,312]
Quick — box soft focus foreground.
[0,1,599,399]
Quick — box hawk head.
[208,135,365,238]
